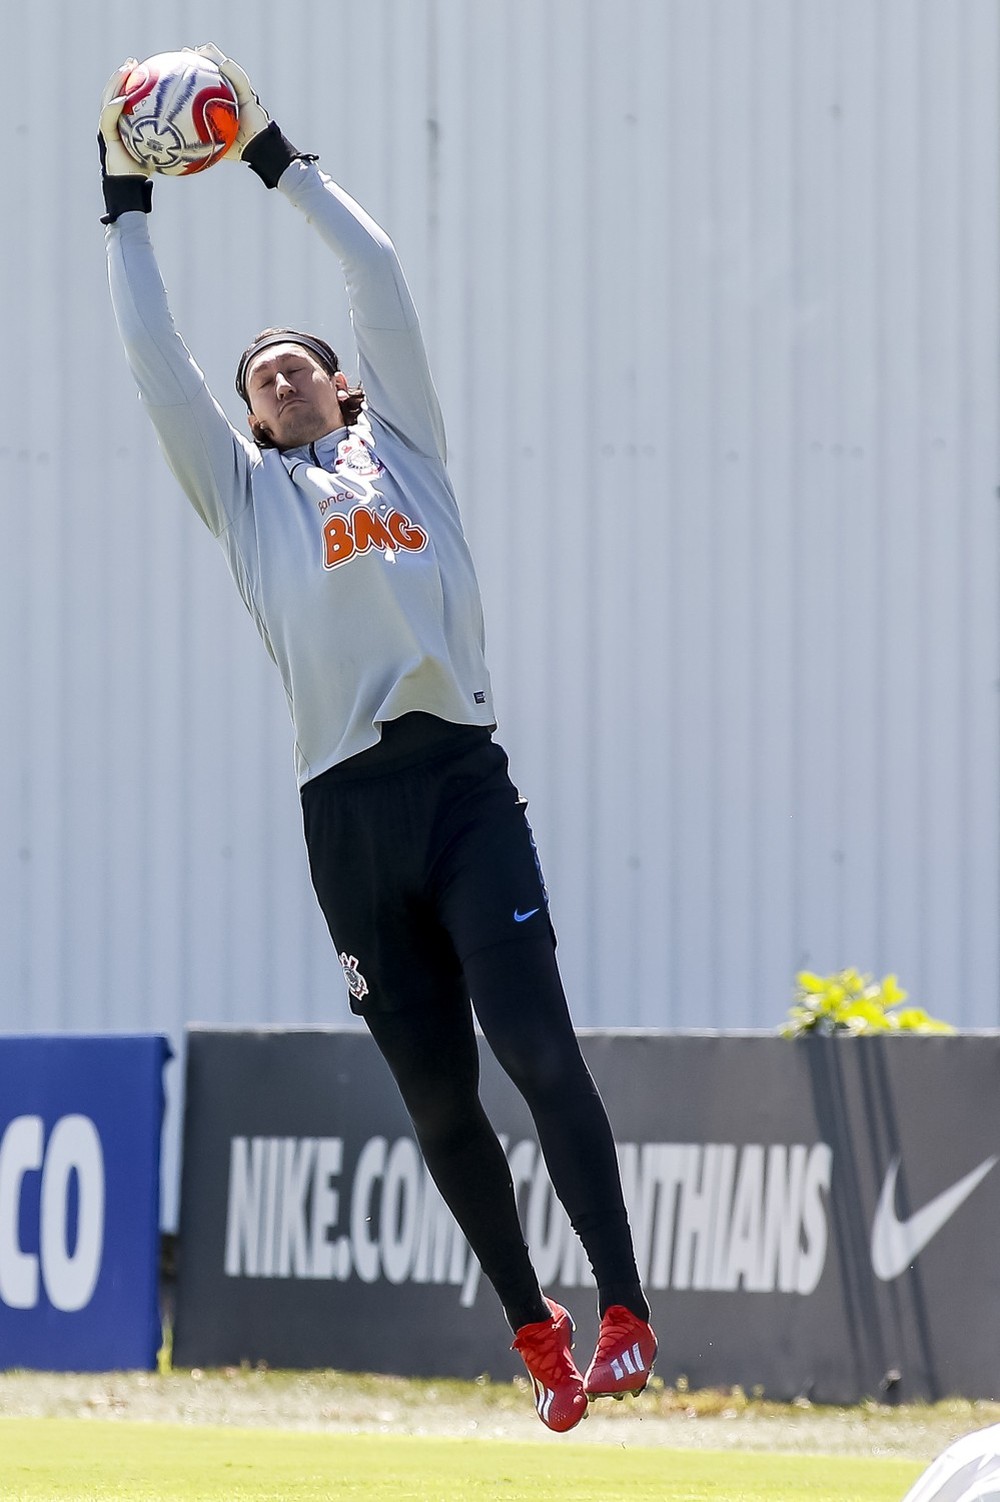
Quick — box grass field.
[4,1418,923,1502]
[3,1370,994,1502]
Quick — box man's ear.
[248,413,271,443]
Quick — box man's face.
[245,343,347,449]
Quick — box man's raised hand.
[188,44,270,159]
[98,60,149,179]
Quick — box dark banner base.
[174,1029,1000,1403]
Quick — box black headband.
[235,330,340,406]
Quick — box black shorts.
[300,714,555,1014]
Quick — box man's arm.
[100,59,258,539]
[274,160,448,464]
[106,210,258,539]
[191,44,447,462]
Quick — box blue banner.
[0,1035,170,1371]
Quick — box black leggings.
[363,933,647,1332]
[303,717,647,1332]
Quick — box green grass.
[2,1418,923,1501]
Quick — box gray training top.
[106,158,496,785]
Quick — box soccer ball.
[117,51,239,176]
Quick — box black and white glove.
[190,42,316,187]
[98,59,153,223]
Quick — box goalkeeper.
[99,45,656,1433]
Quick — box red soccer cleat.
[512,1298,588,1433]
[584,1305,658,1399]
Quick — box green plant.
[780,968,954,1038]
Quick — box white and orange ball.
[117,51,239,176]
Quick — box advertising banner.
[0,1034,170,1371]
[174,1029,1000,1402]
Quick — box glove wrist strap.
[243,121,316,189]
[101,175,153,225]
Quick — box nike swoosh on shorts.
[870,1154,997,1281]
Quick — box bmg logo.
[0,1115,105,1312]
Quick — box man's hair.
[235,327,365,439]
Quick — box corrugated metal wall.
[2,1,998,1216]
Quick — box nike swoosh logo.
[870,1154,997,1281]
[513,907,540,923]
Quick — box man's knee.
[497,1035,591,1107]
[399,1075,484,1148]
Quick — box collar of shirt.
[282,427,348,470]
[311,426,349,471]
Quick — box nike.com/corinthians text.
[223,1136,832,1305]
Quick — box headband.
[235,330,340,406]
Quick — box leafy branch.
[780,968,954,1038]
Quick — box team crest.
[339,952,369,1002]
[336,437,383,478]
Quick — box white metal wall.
[2,1,998,1214]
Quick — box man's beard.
[272,401,329,450]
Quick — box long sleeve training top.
[106,159,495,785]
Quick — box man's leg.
[361,990,549,1333]
[466,935,658,1399]
[362,989,590,1431]
[465,935,649,1321]
[428,736,650,1322]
